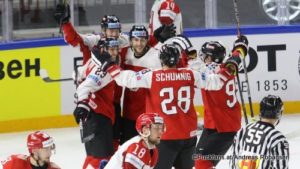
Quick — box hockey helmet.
[100,15,121,30]
[260,95,283,119]
[129,25,149,40]
[27,131,55,154]
[136,113,164,137]
[160,44,180,67]
[96,37,119,49]
[158,0,180,25]
[200,41,226,63]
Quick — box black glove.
[92,47,117,72]
[232,35,248,56]
[225,51,242,75]
[154,24,176,43]
[73,103,90,124]
[96,38,106,48]
[54,3,70,24]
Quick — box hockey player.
[104,113,164,169]
[231,95,289,169]
[54,3,125,159]
[1,131,60,169]
[98,44,203,169]
[118,25,161,144]
[149,0,182,37]
[73,38,120,169]
[148,0,182,46]
[54,3,128,64]
[193,36,249,169]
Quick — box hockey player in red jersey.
[98,44,204,169]
[73,38,120,169]
[104,113,164,169]
[1,131,60,169]
[118,25,161,144]
[193,36,249,169]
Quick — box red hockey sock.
[195,159,214,169]
[113,139,120,152]
[83,156,109,169]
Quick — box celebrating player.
[104,113,164,169]
[149,0,182,38]
[54,4,128,64]
[54,4,126,156]
[1,131,60,169]
[98,44,204,169]
[73,38,119,169]
[117,25,161,144]
[193,36,249,169]
[231,95,289,169]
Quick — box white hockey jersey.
[105,136,158,169]
[75,57,116,123]
[148,0,183,36]
[120,47,161,120]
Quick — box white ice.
[1,114,299,169]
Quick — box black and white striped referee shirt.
[231,121,289,169]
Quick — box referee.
[231,95,289,169]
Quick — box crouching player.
[104,113,165,169]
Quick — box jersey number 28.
[160,86,191,115]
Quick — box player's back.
[233,121,289,169]
[200,63,241,132]
[146,68,198,140]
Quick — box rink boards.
[1,25,300,132]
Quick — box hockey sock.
[113,139,120,152]
[195,159,214,169]
[83,156,109,169]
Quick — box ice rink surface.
[1,114,299,169]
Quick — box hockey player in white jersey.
[148,0,182,46]
[149,0,183,36]
[54,3,129,64]
[104,113,164,169]
[73,38,119,169]
[118,25,161,144]
[231,95,289,169]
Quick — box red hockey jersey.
[112,68,201,140]
[1,154,60,169]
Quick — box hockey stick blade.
[39,69,73,83]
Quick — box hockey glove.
[224,50,242,76]
[232,35,248,57]
[73,103,90,124]
[154,24,176,43]
[91,47,117,72]
[54,3,70,24]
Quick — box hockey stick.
[233,0,254,120]
[39,69,73,82]
[236,72,248,124]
